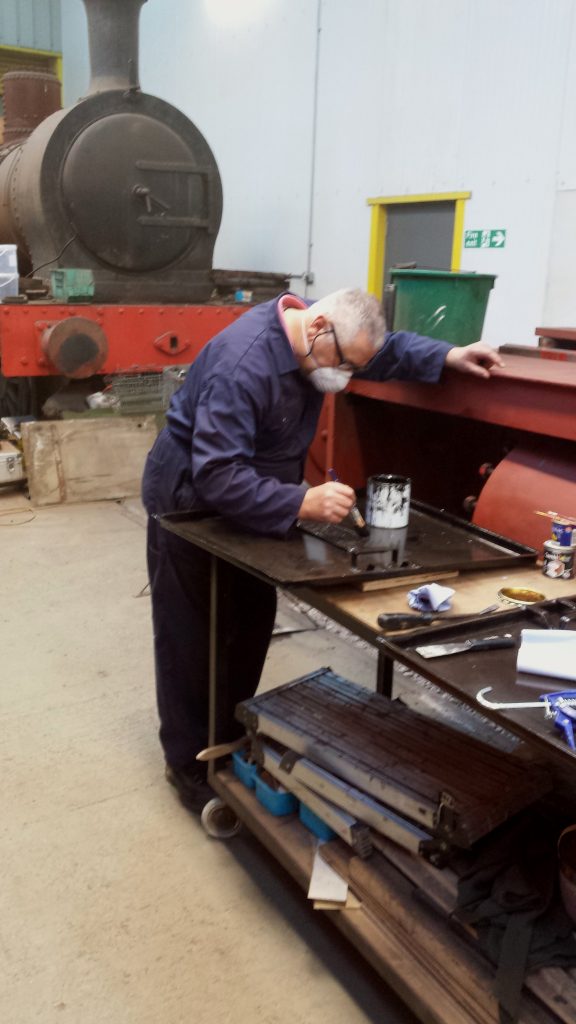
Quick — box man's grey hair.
[309,288,386,352]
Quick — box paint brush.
[534,510,576,525]
[328,468,370,537]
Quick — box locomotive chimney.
[3,71,62,144]
[82,0,146,94]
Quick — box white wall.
[0,0,61,52]
[60,0,576,345]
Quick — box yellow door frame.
[366,191,471,300]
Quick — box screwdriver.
[328,468,370,538]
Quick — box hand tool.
[476,687,576,749]
[328,468,370,537]
[377,604,500,632]
[415,634,515,659]
[195,737,248,761]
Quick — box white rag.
[407,582,455,613]
[516,629,576,681]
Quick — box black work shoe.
[165,762,215,814]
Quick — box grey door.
[383,201,455,291]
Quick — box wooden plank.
[217,772,561,1023]
[369,834,576,1024]
[354,570,459,592]
[528,969,576,1024]
[322,842,560,1024]
[214,772,492,1024]
[22,416,157,506]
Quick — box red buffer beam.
[0,303,246,378]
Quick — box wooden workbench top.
[319,564,576,637]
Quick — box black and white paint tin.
[365,474,411,529]
[542,539,575,580]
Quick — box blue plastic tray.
[232,751,259,790]
[299,801,336,840]
[255,775,298,816]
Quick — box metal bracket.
[435,791,459,837]
[279,749,301,773]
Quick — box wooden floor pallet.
[214,769,576,1024]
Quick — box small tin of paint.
[497,587,546,606]
[542,539,575,580]
[365,474,411,529]
[551,519,575,547]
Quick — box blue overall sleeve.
[354,330,453,383]
[191,373,306,537]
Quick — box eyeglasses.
[305,325,359,372]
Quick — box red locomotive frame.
[1,303,245,378]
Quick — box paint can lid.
[544,539,575,553]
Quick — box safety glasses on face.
[304,325,358,372]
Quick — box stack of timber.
[232,669,572,1022]
[217,770,576,1023]
[320,832,576,1024]
[236,668,551,860]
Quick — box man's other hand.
[444,342,504,379]
[299,482,355,523]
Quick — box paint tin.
[542,539,575,580]
[551,519,575,547]
[365,474,411,529]
[497,587,546,606]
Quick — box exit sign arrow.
[464,228,507,249]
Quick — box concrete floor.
[0,488,423,1024]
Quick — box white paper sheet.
[307,846,348,903]
[516,629,576,681]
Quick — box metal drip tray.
[160,500,535,586]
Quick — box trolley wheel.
[200,797,241,839]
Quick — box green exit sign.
[464,229,506,249]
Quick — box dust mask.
[301,320,354,393]
[308,366,354,393]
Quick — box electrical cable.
[26,235,78,277]
[0,508,36,524]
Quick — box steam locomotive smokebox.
[0,0,223,303]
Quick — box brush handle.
[328,467,370,537]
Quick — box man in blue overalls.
[142,288,502,812]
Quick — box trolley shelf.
[213,769,575,1024]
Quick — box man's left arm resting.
[443,342,504,379]
[355,330,504,384]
